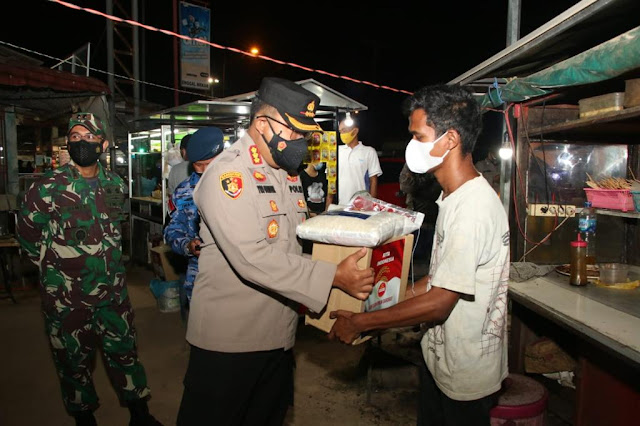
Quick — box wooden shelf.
[595,209,640,219]
[528,105,640,141]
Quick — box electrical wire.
[409,227,421,297]
[502,104,560,248]
[49,0,414,96]
[518,215,572,262]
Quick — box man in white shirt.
[328,115,382,205]
[167,134,192,196]
[329,84,509,426]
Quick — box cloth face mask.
[404,132,449,174]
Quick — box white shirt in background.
[422,175,510,401]
[337,141,382,205]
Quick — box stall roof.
[0,61,110,118]
[450,0,640,88]
[131,79,368,132]
[221,79,368,112]
[0,62,109,94]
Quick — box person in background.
[17,112,161,426]
[399,162,441,262]
[176,77,375,425]
[299,159,329,255]
[300,160,329,217]
[326,114,382,205]
[167,134,192,196]
[474,147,500,194]
[163,127,225,322]
[330,84,510,426]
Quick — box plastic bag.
[348,191,425,227]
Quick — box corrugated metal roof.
[0,62,108,94]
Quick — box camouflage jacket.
[17,163,127,310]
[164,172,200,300]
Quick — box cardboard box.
[624,78,640,108]
[578,92,625,118]
[149,244,180,281]
[305,234,414,344]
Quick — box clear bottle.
[570,234,588,286]
[578,201,597,264]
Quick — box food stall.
[126,79,367,266]
[450,0,640,423]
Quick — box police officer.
[163,127,225,321]
[176,77,375,425]
[17,113,162,426]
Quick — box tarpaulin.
[481,25,640,108]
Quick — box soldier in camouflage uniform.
[164,127,225,320]
[17,113,162,426]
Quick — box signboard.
[179,2,210,89]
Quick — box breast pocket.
[290,195,309,223]
[257,199,286,244]
[104,191,125,223]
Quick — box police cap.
[256,77,322,133]
[187,127,225,162]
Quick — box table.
[509,266,640,426]
[0,236,20,303]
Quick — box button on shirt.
[337,142,382,205]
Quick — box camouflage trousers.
[43,297,151,413]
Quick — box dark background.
[3,0,583,157]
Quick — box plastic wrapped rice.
[297,208,422,247]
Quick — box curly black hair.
[403,84,482,155]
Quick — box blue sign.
[179,2,211,89]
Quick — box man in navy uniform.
[164,127,225,321]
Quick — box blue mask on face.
[314,163,324,171]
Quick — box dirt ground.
[0,265,421,426]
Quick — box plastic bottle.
[570,234,588,286]
[578,201,597,264]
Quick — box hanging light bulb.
[344,111,354,127]
[499,143,513,159]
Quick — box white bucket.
[157,287,180,313]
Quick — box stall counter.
[508,265,640,425]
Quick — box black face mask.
[68,140,103,167]
[261,122,308,175]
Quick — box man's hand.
[332,248,374,300]
[328,310,361,344]
[187,239,202,257]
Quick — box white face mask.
[404,132,450,174]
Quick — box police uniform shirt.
[187,134,337,352]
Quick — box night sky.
[5,0,583,155]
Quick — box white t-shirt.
[421,175,509,401]
[337,142,382,205]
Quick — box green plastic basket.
[632,190,640,212]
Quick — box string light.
[49,0,413,95]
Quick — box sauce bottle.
[570,234,588,286]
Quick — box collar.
[436,175,483,206]
[65,162,112,185]
[340,141,362,151]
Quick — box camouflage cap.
[68,112,107,137]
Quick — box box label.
[365,239,405,312]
